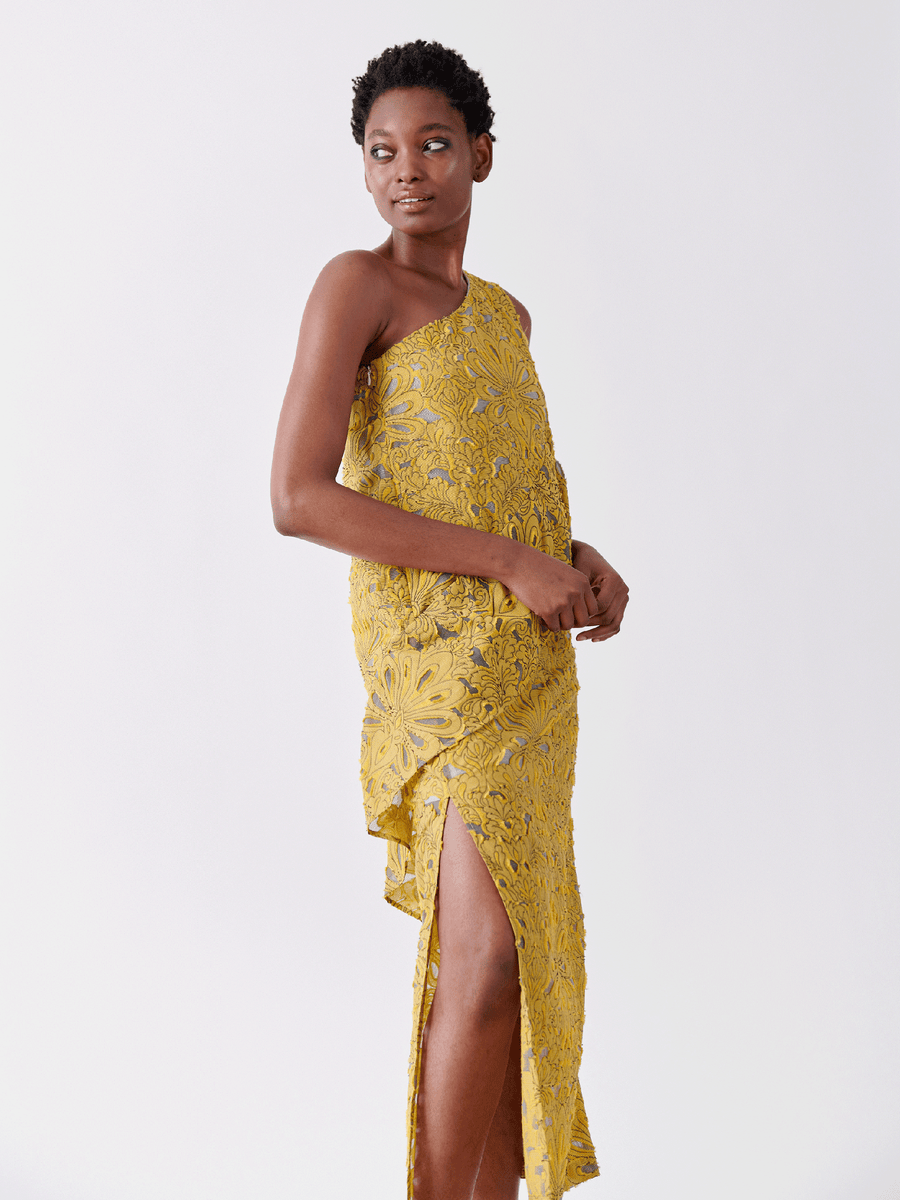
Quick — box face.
[363,87,492,236]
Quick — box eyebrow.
[366,122,455,141]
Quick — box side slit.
[405,801,449,1200]
[407,799,529,1198]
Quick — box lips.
[394,193,434,209]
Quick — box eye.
[423,138,449,152]
[369,145,392,160]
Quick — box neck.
[376,212,471,289]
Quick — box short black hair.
[351,40,496,146]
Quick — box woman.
[271,40,628,1200]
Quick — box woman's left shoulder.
[469,273,532,341]
[498,286,532,342]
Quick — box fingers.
[589,577,629,622]
[530,557,627,642]
[574,597,628,641]
[559,580,601,631]
[575,611,623,639]
[575,626,621,642]
[523,558,628,635]
[589,576,616,612]
[574,581,628,642]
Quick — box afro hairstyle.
[351,40,496,146]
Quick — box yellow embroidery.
[342,274,598,1198]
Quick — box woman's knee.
[478,945,520,1016]
[442,926,520,1020]
[436,803,520,1015]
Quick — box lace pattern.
[342,274,599,1198]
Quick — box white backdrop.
[2,2,898,1198]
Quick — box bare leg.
[474,1012,524,1200]
[413,801,522,1200]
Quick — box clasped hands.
[570,540,629,642]
[505,539,629,641]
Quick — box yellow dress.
[342,273,599,1199]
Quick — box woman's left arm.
[571,540,629,642]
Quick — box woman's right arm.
[270,252,599,633]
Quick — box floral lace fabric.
[342,273,599,1197]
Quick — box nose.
[394,146,423,183]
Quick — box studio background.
[2,2,898,1198]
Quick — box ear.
[471,132,494,183]
[363,150,372,194]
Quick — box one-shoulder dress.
[341,272,599,1199]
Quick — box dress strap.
[478,277,530,343]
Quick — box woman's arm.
[270,255,600,632]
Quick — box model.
[271,40,629,1200]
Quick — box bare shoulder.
[501,288,532,342]
[311,248,392,306]
[299,249,393,355]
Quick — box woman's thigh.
[436,800,517,970]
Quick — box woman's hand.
[570,541,629,642]
[503,546,602,632]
